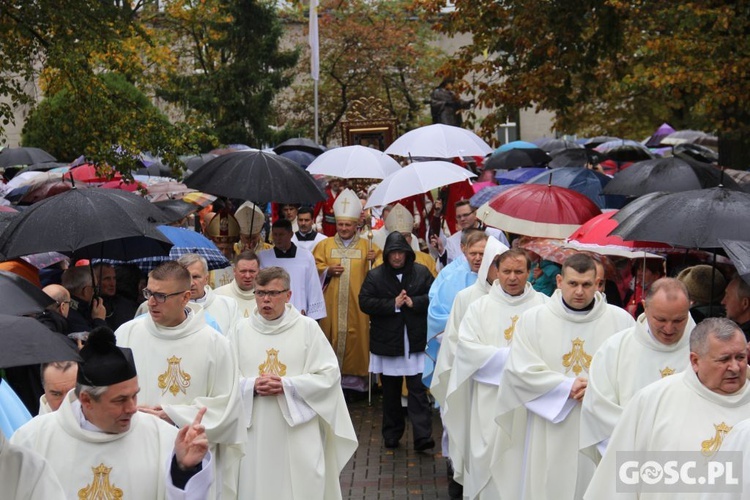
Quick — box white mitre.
[235,201,265,235]
[385,203,413,234]
[333,188,361,221]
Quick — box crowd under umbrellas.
[1,121,750,498]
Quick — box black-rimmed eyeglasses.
[142,289,188,304]
[255,289,288,298]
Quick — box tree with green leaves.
[278,0,446,146]
[416,1,750,142]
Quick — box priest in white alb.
[214,250,260,319]
[116,261,244,499]
[229,267,358,499]
[585,317,750,499]
[258,218,327,320]
[12,327,213,499]
[581,277,695,463]
[445,249,548,499]
[496,253,635,499]
[1,426,66,499]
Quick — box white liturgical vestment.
[580,313,696,462]
[229,304,358,499]
[11,392,212,500]
[115,303,244,498]
[215,278,255,319]
[258,246,327,320]
[0,428,65,499]
[496,290,635,500]
[194,285,241,336]
[445,282,548,499]
[585,369,750,500]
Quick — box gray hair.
[690,317,743,356]
[40,361,77,387]
[61,266,93,293]
[75,383,109,402]
[732,276,750,301]
[177,253,209,274]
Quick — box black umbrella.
[0,313,82,368]
[720,240,750,287]
[0,211,18,234]
[0,270,56,315]
[0,187,173,261]
[0,147,56,168]
[181,153,219,174]
[535,138,582,153]
[602,157,744,196]
[673,143,719,165]
[484,148,552,170]
[273,138,325,156]
[611,187,750,248]
[549,148,606,168]
[153,199,202,224]
[183,151,327,204]
[584,136,621,149]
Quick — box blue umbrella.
[495,167,548,185]
[493,140,538,154]
[526,167,626,209]
[469,184,516,207]
[102,225,230,273]
[279,150,317,168]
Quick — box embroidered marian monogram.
[659,366,676,378]
[158,356,192,396]
[78,463,123,499]
[562,338,592,376]
[701,422,732,457]
[504,315,519,343]
[259,348,287,376]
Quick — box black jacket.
[359,232,434,357]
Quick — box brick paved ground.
[340,393,450,500]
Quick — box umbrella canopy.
[279,150,317,169]
[673,143,719,165]
[549,148,607,168]
[0,270,55,316]
[152,199,202,224]
[612,187,750,248]
[384,124,493,158]
[661,130,718,148]
[184,150,326,205]
[720,240,750,286]
[595,139,655,163]
[644,122,677,148]
[181,153,219,173]
[494,140,538,153]
[0,211,18,234]
[273,137,325,156]
[526,167,625,209]
[64,163,123,183]
[584,136,621,148]
[307,145,401,179]
[469,184,516,208]
[484,148,552,170]
[476,184,602,239]
[0,313,82,368]
[602,157,743,197]
[565,211,672,258]
[115,225,230,273]
[0,147,56,168]
[495,166,549,185]
[534,138,582,152]
[517,236,579,264]
[365,161,476,208]
[0,187,172,261]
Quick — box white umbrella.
[306,145,402,179]
[384,124,493,158]
[563,241,664,260]
[365,160,475,208]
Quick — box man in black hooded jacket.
[359,232,435,451]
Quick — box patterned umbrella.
[517,236,578,265]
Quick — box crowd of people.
[2,174,750,500]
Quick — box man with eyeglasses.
[115,261,244,499]
[431,200,508,270]
[229,267,357,499]
[61,265,108,334]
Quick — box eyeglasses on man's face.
[142,288,188,304]
[456,210,476,219]
[255,289,289,298]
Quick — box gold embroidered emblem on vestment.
[158,356,192,396]
[701,422,732,457]
[244,308,250,318]
[259,348,287,376]
[78,463,123,499]
[660,366,675,378]
[504,315,519,343]
[562,338,592,376]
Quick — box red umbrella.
[517,236,578,265]
[67,163,122,183]
[476,184,601,238]
[18,180,89,205]
[566,211,672,256]
[100,179,146,192]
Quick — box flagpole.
[309,0,320,144]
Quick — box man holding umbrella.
[61,266,107,334]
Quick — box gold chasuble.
[313,234,381,377]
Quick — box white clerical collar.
[193,294,208,304]
[73,399,106,433]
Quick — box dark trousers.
[381,373,433,446]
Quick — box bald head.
[644,278,691,346]
[43,284,71,318]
